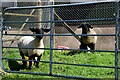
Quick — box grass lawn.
[1,49,120,79]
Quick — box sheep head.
[78,22,93,34]
[29,28,50,40]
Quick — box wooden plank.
[0,12,38,17]
[3,38,20,42]
[54,12,81,42]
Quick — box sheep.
[77,22,97,53]
[18,28,50,70]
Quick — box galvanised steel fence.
[0,1,120,80]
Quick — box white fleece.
[18,36,44,57]
[81,29,97,44]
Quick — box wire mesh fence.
[1,1,120,80]
[2,2,117,50]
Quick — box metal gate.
[0,1,120,80]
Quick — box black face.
[82,24,90,34]
[78,23,93,34]
[29,28,50,40]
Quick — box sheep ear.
[87,24,93,29]
[90,26,93,29]
[77,24,82,28]
[29,28,40,32]
[29,28,37,32]
[42,28,51,32]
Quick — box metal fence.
[0,1,120,80]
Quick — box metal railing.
[0,1,120,80]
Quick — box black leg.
[80,44,83,49]
[20,52,27,69]
[88,43,95,53]
[33,57,36,66]
[80,43,84,53]
[91,44,95,50]
[36,54,42,68]
[80,43,87,53]
[28,56,33,70]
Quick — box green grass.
[2,49,120,79]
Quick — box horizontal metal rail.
[1,64,99,80]
[2,18,116,23]
[3,21,51,23]
[53,18,116,23]
[4,33,116,36]
[4,34,51,36]
[3,1,117,12]
[2,46,117,53]
[2,58,119,69]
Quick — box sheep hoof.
[23,65,27,69]
[36,66,39,68]
[27,67,32,70]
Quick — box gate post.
[0,1,2,78]
[0,6,2,79]
[50,7,53,75]
[0,29,1,80]
[115,1,119,80]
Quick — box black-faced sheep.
[18,28,50,70]
[78,22,97,53]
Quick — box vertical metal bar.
[0,9,4,73]
[50,7,53,75]
[115,1,119,80]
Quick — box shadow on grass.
[8,60,25,71]
[62,50,83,56]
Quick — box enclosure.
[0,1,120,80]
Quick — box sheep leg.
[33,57,36,66]
[33,57,38,66]
[88,43,95,53]
[80,43,84,53]
[83,44,87,53]
[80,44,83,49]
[80,43,87,53]
[20,52,27,69]
[36,54,42,68]
[28,56,33,70]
